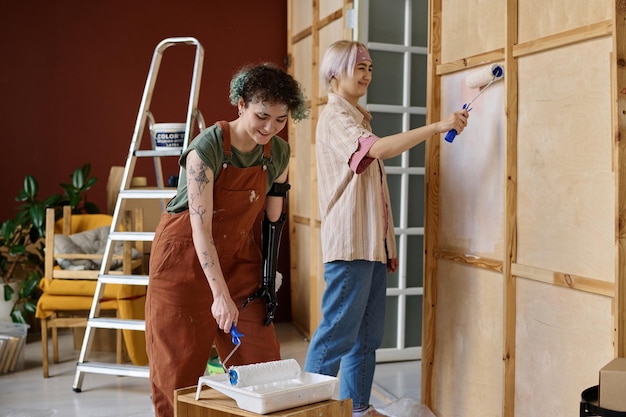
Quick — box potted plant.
[0,163,100,324]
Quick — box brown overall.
[145,122,281,417]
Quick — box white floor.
[0,322,421,417]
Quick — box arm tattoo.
[187,161,210,223]
[201,249,217,281]
[189,161,210,194]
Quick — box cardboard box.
[599,358,626,411]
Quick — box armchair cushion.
[38,278,145,298]
[54,226,141,270]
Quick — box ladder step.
[135,149,182,157]
[88,318,145,331]
[76,362,149,378]
[110,231,155,241]
[99,274,149,285]
[119,189,177,199]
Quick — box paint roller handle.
[444,104,468,143]
[444,129,458,143]
[230,324,244,345]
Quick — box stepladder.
[72,37,205,392]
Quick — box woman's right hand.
[211,292,239,333]
[437,109,469,135]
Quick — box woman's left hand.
[387,257,398,273]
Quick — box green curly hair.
[229,63,309,122]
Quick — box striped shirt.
[316,93,397,264]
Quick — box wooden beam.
[422,0,443,409]
[308,0,322,336]
[503,1,519,417]
[436,49,506,76]
[614,0,626,357]
[514,20,612,58]
[434,250,503,273]
[512,263,615,298]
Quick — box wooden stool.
[175,385,351,417]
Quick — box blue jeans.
[304,260,387,410]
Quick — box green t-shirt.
[167,123,290,213]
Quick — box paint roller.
[228,358,302,387]
[220,324,301,387]
[444,63,505,143]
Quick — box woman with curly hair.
[145,63,308,417]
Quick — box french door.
[287,0,428,362]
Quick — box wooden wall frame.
[286,0,353,338]
[423,1,625,416]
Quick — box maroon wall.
[1,0,288,214]
[0,0,293,321]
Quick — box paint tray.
[195,372,338,414]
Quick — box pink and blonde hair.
[319,40,371,92]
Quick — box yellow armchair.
[36,206,147,378]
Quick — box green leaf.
[24,300,37,315]
[3,284,14,302]
[29,205,45,238]
[23,175,39,200]
[69,195,81,208]
[10,309,27,324]
[43,194,63,208]
[1,220,15,240]
[20,274,41,298]
[8,245,26,257]
[85,177,97,190]
[72,167,86,189]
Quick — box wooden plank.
[292,27,313,44]
[514,279,613,417]
[317,19,345,98]
[516,37,614,281]
[423,0,443,408]
[291,0,312,36]
[292,87,313,218]
[437,21,612,77]
[291,223,312,334]
[434,249,503,273]
[440,0,506,63]
[431,262,504,417]
[518,0,612,43]
[514,20,612,58]
[503,2,519,416]
[614,0,626,357]
[287,0,313,335]
[175,386,351,417]
[430,1,619,416]
[306,4,348,334]
[319,0,344,21]
[307,0,320,336]
[51,270,99,280]
[318,9,342,30]
[436,49,505,76]
[438,66,506,259]
[512,263,615,297]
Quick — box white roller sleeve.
[465,64,504,89]
[228,358,301,387]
